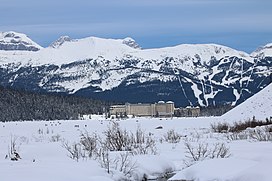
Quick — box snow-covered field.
[0,84,271,181]
[0,115,271,181]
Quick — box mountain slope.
[0,31,42,51]
[0,31,271,107]
[221,83,272,121]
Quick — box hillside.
[221,83,272,121]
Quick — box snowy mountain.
[0,31,271,107]
[49,36,73,48]
[122,37,141,49]
[0,31,42,51]
[221,83,272,121]
[251,43,272,57]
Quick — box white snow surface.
[221,83,272,122]
[170,154,272,181]
[49,35,73,48]
[0,117,216,181]
[251,43,272,57]
[1,112,272,181]
[169,139,272,181]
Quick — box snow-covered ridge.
[122,37,141,49]
[0,31,270,60]
[0,31,42,51]
[0,31,266,65]
[0,31,271,107]
[251,43,272,57]
[221,83,272,121]
[0,32,253,66]
[49,36,73,48]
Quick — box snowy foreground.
[0,115,272,181]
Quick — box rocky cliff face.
[0,32,271,107]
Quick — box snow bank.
[169,158,256,181]
[133,155,175,180]
[169,157,271,181]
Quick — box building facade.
[110,101,175,118]
[174,106,200,117]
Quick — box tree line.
[0,86,111,122]
[199,104,233,117]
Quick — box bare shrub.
[112,152,137,177]
[226,132,249,141]
[97,149,111,174]
[185,131,202,143]
[230,117,272,132]
[61,123,156,179]
[212,117,272,133]
[130,126,157,155]
[183,140,230,167]
[210,143,231,159]
[8,135,21,161]
[226,125,272,141]
[184,141,209,166]
[131,134,157,155]
[133,126,146,145]
[80,132,99,158]
[249,127,272,141]
[163,129,182,143]
[38,128,43,134]
[62,141,84,162]
[62,123,157,164]
[265,125,272,133]
[267,126,272,133]
[211,122,230,133]
[102,122,157,155]
[50,134,61,142]
[97,149,137,179]
[103,122,131,151]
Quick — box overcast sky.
[0,0,271,52]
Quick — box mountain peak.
[262,43,272,49]
[122,37,141,49]
[0,31,42,51]
[251,42,272,57]
[49,36,73,48]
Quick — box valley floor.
[0,116,271,181]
